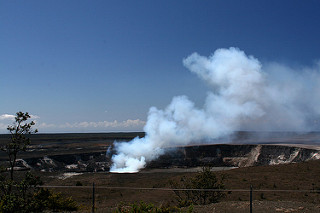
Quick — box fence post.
[250,185,253,213]
[92,182,95,213]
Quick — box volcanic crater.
[0,131,320,173]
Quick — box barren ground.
[35,159,320,212]
[1,132,320,212]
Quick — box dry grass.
[35,159,320,212]
[1,132,320,212]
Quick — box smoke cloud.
[110,47,320,173]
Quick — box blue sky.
[1,0,320,133]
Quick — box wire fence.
[39,184,320,213]
[40,185,320,192]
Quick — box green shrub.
[0,112,78,213]
[170,166,225,206]
[76,181,83,186]
[115,201,185,213]
[30,188,78,212]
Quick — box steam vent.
[145,131,320,169]
[0,132,319,172]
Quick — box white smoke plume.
[110,47,320,173]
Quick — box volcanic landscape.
[0,131,320,173]
[1,132,320,212]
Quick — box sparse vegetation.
[0,112,78,212]
[115,201,185,213]
[1,131,320,212]
[30,188,78,212]
[76,181,83,186]
[2,112,38,180]
[170,166,225,206]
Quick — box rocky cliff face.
[9,151,109,173]
[5,144,320,173]
[146,144,320,169]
